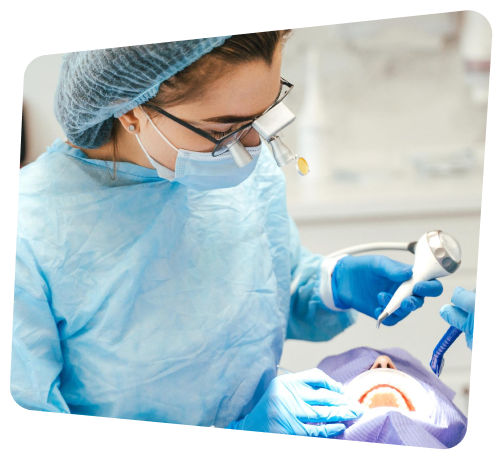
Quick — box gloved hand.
[440,287,475,349]
[332,255,443,326]
[227,368,363,437]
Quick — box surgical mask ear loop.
[139,106,235,159]
[134,107,175,173]
[139,105,180,152]
[134,132,176,180]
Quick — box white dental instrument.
[290,241,415,297]
[277,365,294,375]
[325,241,415,260]
[290,231,462,327]
[376,231,462,329]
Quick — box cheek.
[240,129,261,147]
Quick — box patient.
[317,347,468,448]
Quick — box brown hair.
[109,30,292,172]
[149,30,292,109]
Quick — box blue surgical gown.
[11,139,356,427]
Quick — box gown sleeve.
[286,217,357,341]
[10,233,70,414]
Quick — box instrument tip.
[376,312,389,329]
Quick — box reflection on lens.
[278,87,289,103]
[439,231,462,262]
[296,157,310,176]
[237,126,253,140]
[219,127,253,148]
[212,126,255,157]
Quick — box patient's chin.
[359,384,416,412]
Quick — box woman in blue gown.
[11,32,443,435]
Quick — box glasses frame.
[143,77,294,157]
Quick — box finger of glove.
[375,306,410,326]
[378,292,423,313]
[413,280,443,297]
[451,287,476,314]
[298,401,363,422]
[298,386,357,408]
[377,288,422,320]
[313,404,363,422]
[302,422,346,438]
[372,257,413,283]
[399,295,424,312]
[374,292,414,318]
[440,305,469,331]
[293,368,343,393]
[377,292,392,309]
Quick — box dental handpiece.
[376,231,462,329]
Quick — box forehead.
[172,51,283,121]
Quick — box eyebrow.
[201,112,266,124]
[201,81,284,124]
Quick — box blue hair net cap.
[54,36,231,149]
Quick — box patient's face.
[357,355,415,412]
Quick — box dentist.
[12,32,442,435]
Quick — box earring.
[128,124,136,132]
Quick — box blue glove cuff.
[331,261,352,311]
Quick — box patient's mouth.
[359,384,416,411]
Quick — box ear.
[118,109,141,134]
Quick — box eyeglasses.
[143,77,294,157]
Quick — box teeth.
[362,387,410,412]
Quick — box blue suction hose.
[430,287,474,377]
[430,326,463,377]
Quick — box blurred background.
[21,11,490,416]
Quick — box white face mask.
[135,107,262,191]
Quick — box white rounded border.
[2,2,501,460]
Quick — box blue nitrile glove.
[226,368,363,437]
[440,287,475,349]
[332,255,444,326]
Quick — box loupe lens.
[212,127,252,156]
[439,231,462,263]
[220,127,253,147]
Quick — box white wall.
[275,12,489,416]
[23,53,64,165]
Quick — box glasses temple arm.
[143,103,219,145]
